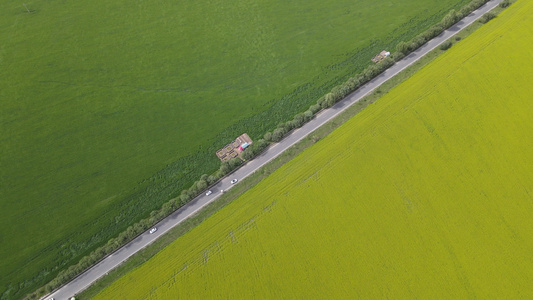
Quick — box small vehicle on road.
[205,190,212,196]
[221,189,224,193]
[149,227,157,234]
[231,179,238,184]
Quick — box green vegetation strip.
[93,0,533,297]
[76,1,518,298]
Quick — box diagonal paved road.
[46,1,503,298]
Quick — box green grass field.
[93,1,533,298]
[0,0,471,298]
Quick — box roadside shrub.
[196,179,208,191]
[461,0,489,16]
[319,93,331,108]
[148,216,158,226]
[459,6,471,18]
[168,198,178,209]
[207,175,217,185]
[263,131,272,142]
[411,35,427,50]
[426,24,444,39]
[331,84,350,100]
[241,148,254,160]
[293,113,305,127]
[271,128,286,142]
[303,110,313,122]
[241,139,268,161]
[358,69,371,84]
[228,157,242,170]
[162,202,173,214]
[180,189,190,199]
[345,77,360,90]
[362,64,382,81]
[479,12,496,23]
[152,209,165,224]
[219,162,231,176]
[309,104,321,114]
[291,119,303,129]
[125,226,135,236]
[277,122,289,131]
[499,0,510,8]
[440,40,453,50]
[187,183,199,196]
[441,9,459,29]
[254,139,268,151]
[357,58,394,85]
[280,121,291,132]
[391,51,405,62]
[324,92,337,108]
[380,57,395,69]
[396,41,411,55]
[284,120,298,131]
[316,96,326,108]
[117,233,128,244]
[94,246,106,258]
[179,193,190,205]
[258,139,269,151]
[215,168,226,179]
[473,0,489,7]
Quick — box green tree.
[263,131,273,142]
[179,193,190,205]
[293,113,305,128]
[272,128,286,142]
[324,92,336,107]
[207,175,217,185]
[499,0,510,8]
[304,110,313,122]
[479,12,496,24]
[228,157,242,169]
[441,9,459,29]
[219,162,231,176]
[439,40,452,51]
[396,41,410,55]
[309,104,321,114]
[196,179,208,191]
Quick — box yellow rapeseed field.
[95,1,533,298]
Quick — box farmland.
[0,0,474,297]
[94,1,533,298]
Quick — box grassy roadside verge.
[77,2,513,299]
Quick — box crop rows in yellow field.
[95,1,533,298]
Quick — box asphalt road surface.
[46,1,503,298]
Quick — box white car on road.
[149,228,157,234]
[231,179,238,184]
[205,190,212,196]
